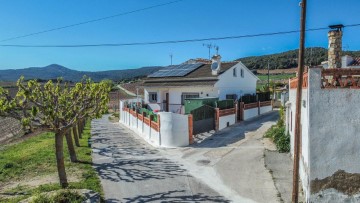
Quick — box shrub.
[264,108,290,153]
[276,132,290,153]
[52,190,85,203]
[30,190,85,203]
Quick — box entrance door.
[165,93,169,112]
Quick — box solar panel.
[148,63,203,78]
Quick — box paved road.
[92,112,280,203]
[91,116,230,203]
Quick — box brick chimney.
[328,25,343,69]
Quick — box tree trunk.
[65,130,77,162]
[72,126,80,147]
[55,132,68,188]
[78,121,82,138]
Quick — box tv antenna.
[203,43,213,60]
[214,45,219,55]
[169,53,173,65]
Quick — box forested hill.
[238,47,360,70]
[0,64,162,82]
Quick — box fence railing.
[219,108,236,117]
[244,102,258,110]
[238,101,273,121]
[191,105,215,121]
[321,68,360,89]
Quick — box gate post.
[215,108,220,131]
[188,114,193,145]
[235,102,238,123]
[240,102,244,121]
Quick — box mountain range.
[0,64,162,82]
[1,47,360,82]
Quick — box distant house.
[321,55,360,69]
[142,55,259,114]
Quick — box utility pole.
[169,53,173,65]
[267,61,270,90]
[292,0,307,203]
[203,43,213,59]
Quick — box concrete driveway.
[92,112,280,203]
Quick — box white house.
[286,27,360,202]
[321,55,360,69]
[142,55,259,114]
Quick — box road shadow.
[191,111,279,148]
[93,158,186,183]
[121,190,230,203]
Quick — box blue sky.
[0,0,359,71]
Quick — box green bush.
[139,108,158,122]
[30,190,85,203]
[217,100,234,110]
[264,107,290,153]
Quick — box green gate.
[191,105,215,134]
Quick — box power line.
[0,23,359,48]
[0,0,184,43]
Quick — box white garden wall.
[244,108,258,120]
[260,106,272,115]
[119,104,190,148]
[219,114,236,130]
[286,67,360,202]
[159,112,189,147]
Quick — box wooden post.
[292,0,307,202]
[258,101,261,116]
[188,114,193,145]
[240,102,244,121]
[149,114,154,138]
[214,108,220,131]
[142,112,146,133]
[235,102,238,123]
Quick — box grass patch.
[31,189,85,203]
[264,106,290,153]
[257,74,296,81]
[0,120,103,202]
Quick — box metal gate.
[191,105,215,135]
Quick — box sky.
[0,0,360,71]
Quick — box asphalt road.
[92,112,280,203]
[91,116,230,203]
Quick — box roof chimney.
[211,54,221,75]
[328,24,344,69]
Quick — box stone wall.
[328,30,342,69]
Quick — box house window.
[181,93,199,105]
[149,92,157,103]
[233,68,237,77]
[240,69,244,78]
[226,94,237,100]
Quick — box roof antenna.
[214,45,219,55]
[203,43,213,60]
[169,53,173,65]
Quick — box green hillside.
[238,47,360,70]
